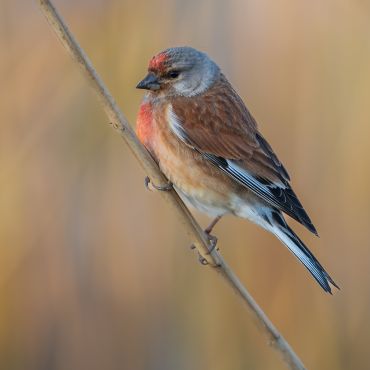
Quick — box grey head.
[136,46,220,97]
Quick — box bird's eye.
[167,70,180,79]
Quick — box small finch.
[136,46,338,293]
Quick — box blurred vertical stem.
[37,1,306,369]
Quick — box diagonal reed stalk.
[37,1,306,369]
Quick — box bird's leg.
[204,215,222,235]
[144,176,173,191]
[204,215,222,255]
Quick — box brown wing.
[170,74,317,235]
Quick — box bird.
[135,46,338,293]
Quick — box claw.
[198,253,209,265]
[144,176,151,191]
[190,217,221,262]
[192,234,218,266]
[144,176,173,191]
[206,234,218,254]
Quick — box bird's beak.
[136,72,161,91]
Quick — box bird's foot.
[198,253,209,265]
[189,233,218,252]
[190,216,222,262]
[190,231,219,266]
[206,233,218,254]
[144,176,173,191]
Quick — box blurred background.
[0,0,369,369]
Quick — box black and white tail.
[268,212,339,293]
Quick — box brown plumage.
[168,75,317,234]
[136,46,338,293]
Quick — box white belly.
[174,186,229,217]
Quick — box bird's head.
[136,47,220,97]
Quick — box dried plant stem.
[37,1,306,369]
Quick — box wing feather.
[169,74,317,235]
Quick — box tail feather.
[269,212,338,293]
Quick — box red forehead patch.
[149,52,167,71]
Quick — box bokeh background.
[1,0,369,369]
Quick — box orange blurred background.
[1,1,369,369]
